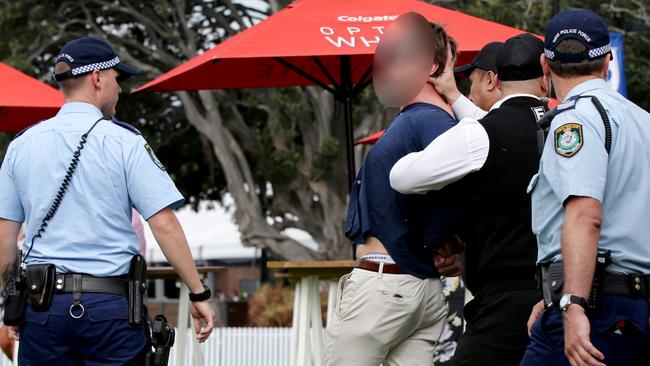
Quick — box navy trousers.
[520,296,650,365]
[19,293,147,366]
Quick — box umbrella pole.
[340,56,357,260]
[340,56,356,191]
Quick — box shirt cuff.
[452,95,488,120]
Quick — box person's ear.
[540,75,549,96]
[430,62,440,77]
[540,54,551,78]
[91,69,102,90]
[486,71,498,91]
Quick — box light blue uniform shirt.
[529,78,650,275]
[0,102,184,276]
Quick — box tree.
[0,0,391,260]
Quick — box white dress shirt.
[390,94,541,194]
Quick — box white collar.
[489,93,541,111]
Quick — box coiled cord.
[22,117,108,264]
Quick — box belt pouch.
[26,264,56,312]
[128,255,147,326]
[546,262,564,308]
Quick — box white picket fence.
[0,327,292,366]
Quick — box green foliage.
[312,137,340,181]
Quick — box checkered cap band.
[544,49,555,60]
[588,43,611,59]
[71,56,120,76]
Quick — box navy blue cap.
[544,10,611,63]
[497,33,544,81]
[54,37,140,82]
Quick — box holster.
[3,253,27,326]
[26,264,56,312]
[128,255,147,326]
[539,261,564,308]
[145,315,175,366]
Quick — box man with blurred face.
[391,33,550,365]
[325,14,463,366]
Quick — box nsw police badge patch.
[144,144,166,171]
[554,123,583,157]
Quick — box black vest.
[460,96,546,293]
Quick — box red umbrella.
[135,0,529,189]
[0,63,64,133]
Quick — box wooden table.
[267,261,354,366]
[147,266,226,366]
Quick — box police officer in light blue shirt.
[522,10,650,366]
[0,37,214,365]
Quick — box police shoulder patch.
[554,123,583,157]
[144,144,166,171]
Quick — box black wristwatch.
[559,294,588,311]
[189,281,212,302]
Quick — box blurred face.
[373,13,435,107]
[94,68,121,117]
[467,68,501,111]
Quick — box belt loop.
[377,262,384,279]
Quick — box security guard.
[390,34,549,365]
[521,10,650,366]
[0,37,214,365]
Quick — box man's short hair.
[547,39,606,78]
[54,61,86,94]
[430,23,457,78]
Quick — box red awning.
[135,0,531,93]
[0,63,64,133]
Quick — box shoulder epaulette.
[552,95,584,118]
[112,118,142,135]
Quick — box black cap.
[544,10,610,63]
[54,37,140,82]
[496,33,544,81]
[454,42,504,76]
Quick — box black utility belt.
[54,274,129,297]
[5,255,148,326]
[539,260,650,311]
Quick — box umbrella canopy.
[135,0,528,93]
[0,63,64,133]
[134,0,530,194]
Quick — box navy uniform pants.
[19,293,147,366]
[521,295,650,365]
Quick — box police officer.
[520,10,650,366]
[390,33,549,365]
[0,37,214,364]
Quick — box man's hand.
[7,326,19,341]
[563,306,604,366]
[429,44,461,104]
[434,237,464,277]
[527,300,545,336]
[190,300,216,343]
